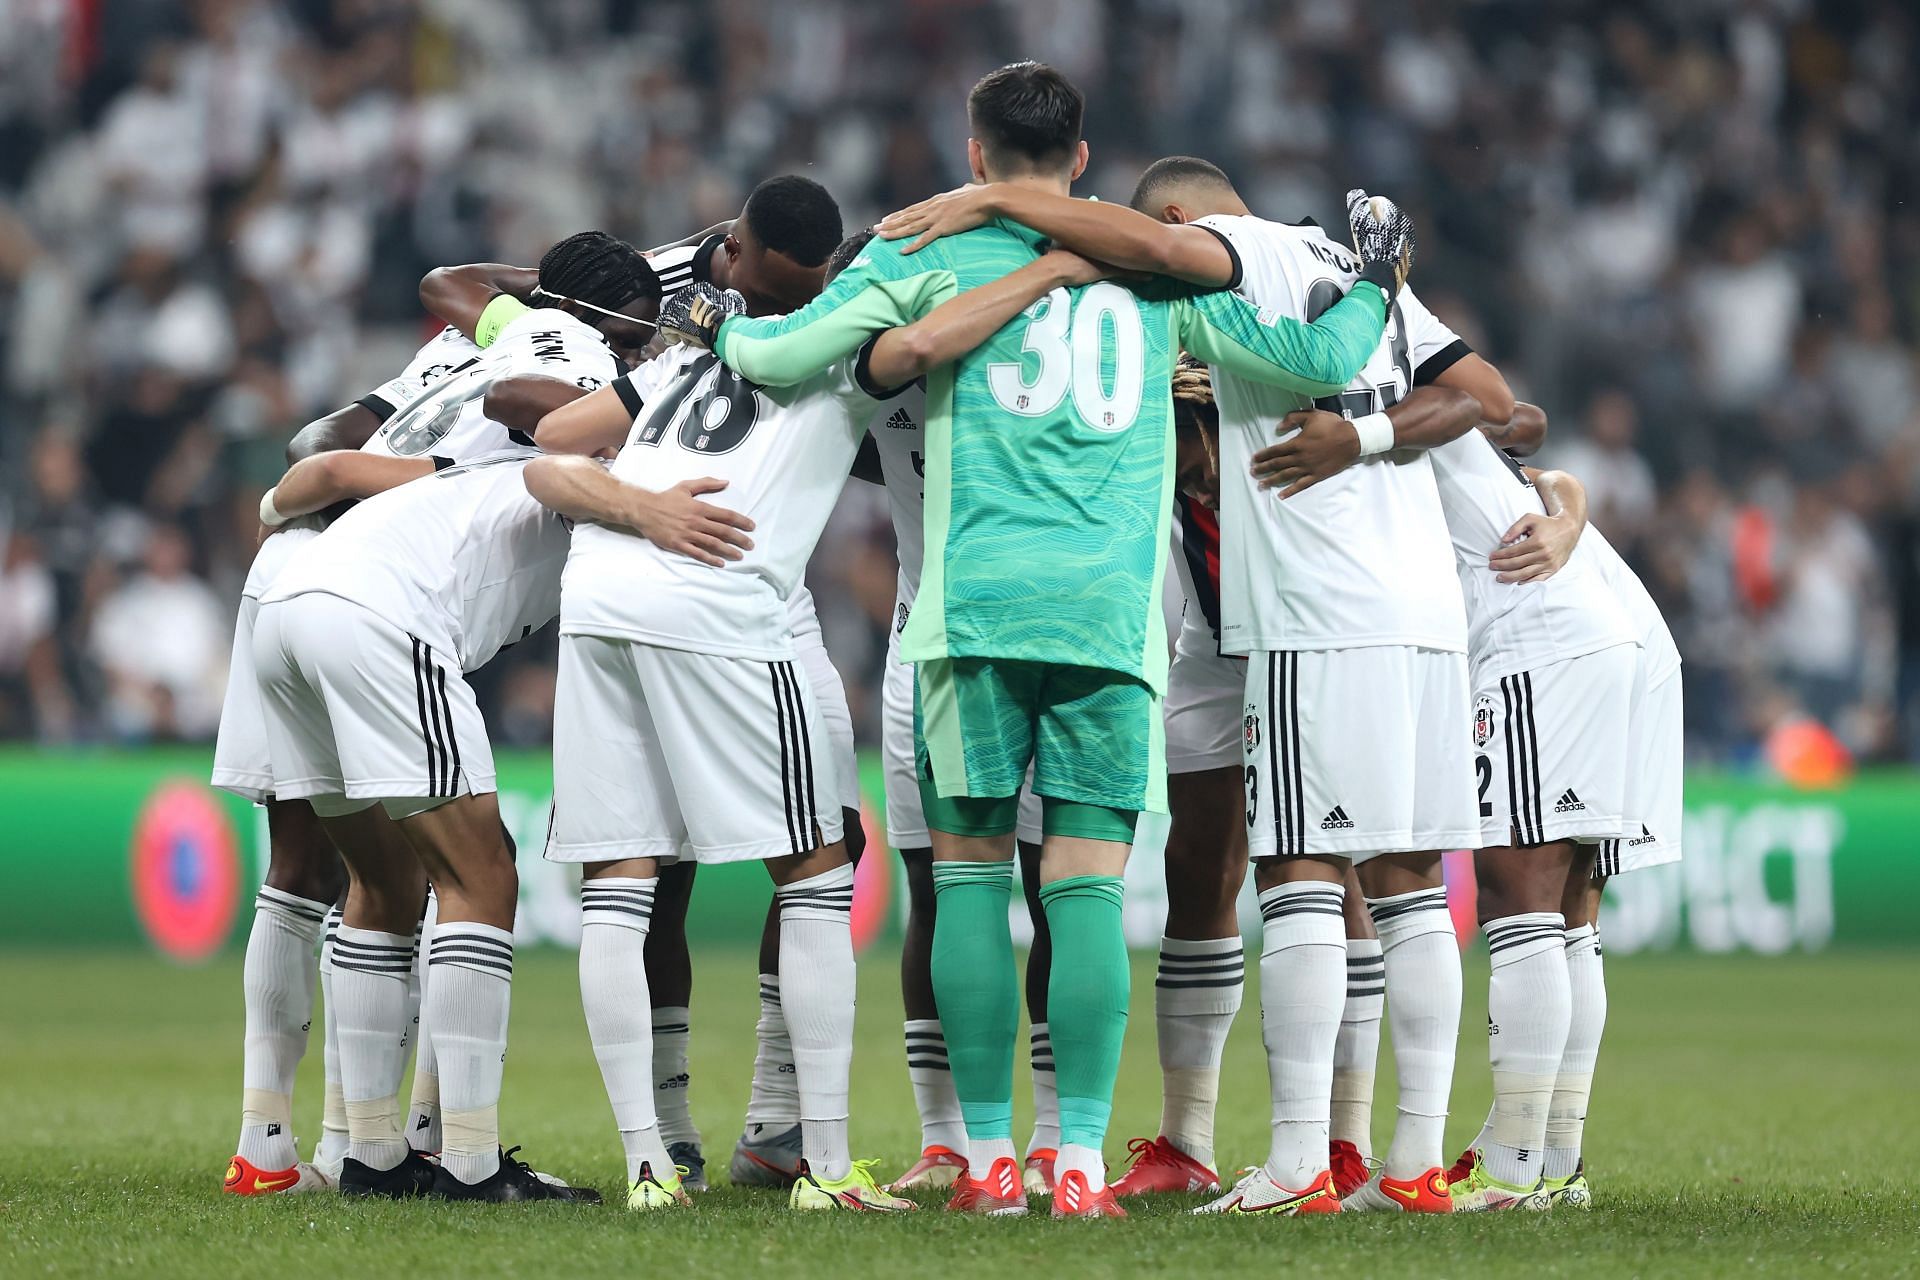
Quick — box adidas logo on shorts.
[1553,788,1586,814]
[1320,805,1355,830]
[1628,823,1656,846]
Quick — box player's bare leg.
[1330,863,1382,1197]
[1336,849,1460,1212]
[400,790,595,1202]
[578,854,689,1210]
[1034,828,1133,1218]
[312,803,433,1198]
[225,798,344,1195]
[891,845,969,1189]
[1114,765,1243,1196]
[1197,854,1345,1215]
[1443,838,1576,1212]
[640,861,702,1185]
[1016,837,1059,1191]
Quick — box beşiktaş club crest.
[1474,694,1495,748]
[1243,703,1261,751]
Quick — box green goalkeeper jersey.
[715,219,1387,693]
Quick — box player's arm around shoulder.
[716,236,954,388]
[1176,278,1388,396]
[864,249,1107,387]
[260,452,435,532]
[1490,465,1588,584]
[522,455,754,569]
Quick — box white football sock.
[406,889,440,1152]
[777,864,856,1182]
[1548,924,1607,1179]
[1154,935,1243,1169]
[968,1136,1018,1181]
[1257,881,1346,1189]
[1483,912,1570,1187]
[331,924,418,1172]
[580,877,672,1183]
[315,907,348,1169]
[1056,1141,1106,1191]
[235,887,326,1169]
[1027,1023,1060,1156]
[1331,937,1384,1160]
[905,1019,967,1153]
[1368,887,1461,1178]
[651,1006,697,1149]
[744,973,800,1130]
[427,921,514,1186]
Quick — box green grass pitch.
[2,946,1913,1277]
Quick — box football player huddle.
[217,60,1681,1219]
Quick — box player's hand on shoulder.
[1252,408,1363,498]
[1345,188,1416,296]
[1489,511,1578,583]
[625,475,756,567]
[658,283,746,350]
[877,183,1000,254]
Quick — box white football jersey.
[1582,526,1682,684]
[560,346,885,659]
[1196,214,1468,655]
[356,325,482,422]
[263,455,568,672]
[362,307,622,463]
[864,376,930,611]
[1394,293,1637,675]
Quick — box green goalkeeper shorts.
[914,656,1167,825]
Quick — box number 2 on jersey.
[987,281,1144,432]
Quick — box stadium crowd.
[0,0,1915,765]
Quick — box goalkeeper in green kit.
[660,61,1413,1217]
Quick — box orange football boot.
[1052,1169,1128,1218]
[945,1155,1028,1216]
[223,1155,330,1196]
[1110,1136,1222,1196]
[1329,1140,1370,1199]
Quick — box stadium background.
[0,0,1914,959]
[1,3,1915,1274]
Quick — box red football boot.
[1110,1136,1222,1197]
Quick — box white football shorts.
[1243,645,1479,861]
[547,635,845,865]
[1164,640,1246,775]
[210,525,320,802]
[1596,662,1683,877]
[1471,642,1637,849]
[252,592,494,818]
[882,616,1040,850]
[794,625,859,822]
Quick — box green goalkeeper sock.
[1040,875,1129,1174]
[930,860,1018,1147]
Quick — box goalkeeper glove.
[657,282,747,350]
[1345,188,1416,300]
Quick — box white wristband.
[259,486,288,528]
[1350,412,1395,457]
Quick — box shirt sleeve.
[1176,281,1388,397]
[1397,287,1473,384]
[474,295,532,348]
[354,328,480,420]
[714,239,955,388]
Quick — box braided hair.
[537,231,659,313]
[824,228,876,283]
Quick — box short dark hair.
[967,61,1084,173]
[538,231,659,310]
[825,229,876,282]
[742,175,844,268]
[1130,155,1236,214]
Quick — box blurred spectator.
[0,0,1912,768]
[88,524,227,741]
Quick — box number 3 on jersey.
[987,281,1145,432]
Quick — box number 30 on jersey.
[986,281,1145,433]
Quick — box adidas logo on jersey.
[1554,789,1586,814]
[1320,806,1355,830]
[884,407,916,431]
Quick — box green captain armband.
[474,295,531,348]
